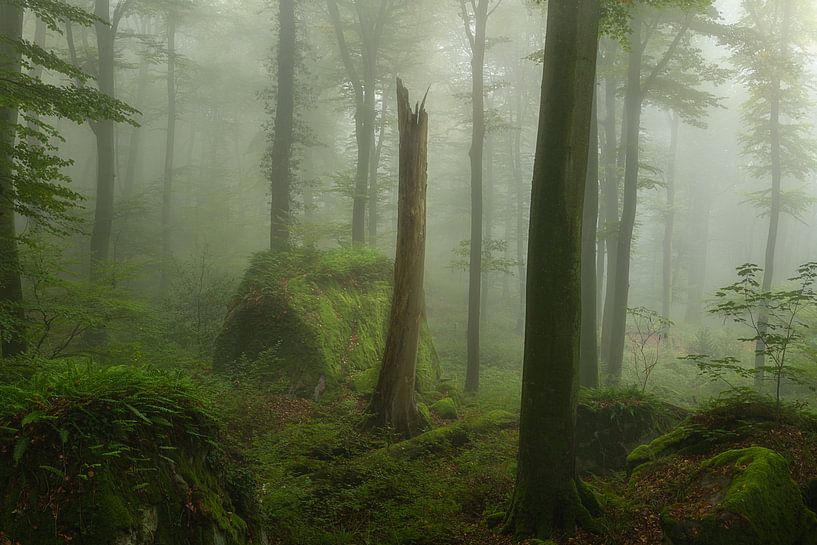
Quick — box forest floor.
[224,355,817,545]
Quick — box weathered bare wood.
[365,78,429,438]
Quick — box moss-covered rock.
[389,410,517,460]
[0,363,257,545]
[213,248,440,395]
[430,397,458,420]
[575,388,687,474]
[660,447,817,545]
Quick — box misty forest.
[4,0,817,543]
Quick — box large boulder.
[213,248,440,395]
[661,447,817,545]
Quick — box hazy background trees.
[2,0,817,397]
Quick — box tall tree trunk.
[480,132,493,324]
[269,0,296,249]
[464,0,488,393]
[368,90,387,246]
[606,14,643,385]
[366,79,428,438]
[685,181,710,323]
[504,0,600,536]
[512,72,527,334]
[124,18,151,198]
[0,1,27,357]
[90,0,117,281]
[326,0,380,245]
[662,112,679,324]
[580,92,600,389]
[755,0,792,387]
[160,11,177,296]
[599,40,619,368]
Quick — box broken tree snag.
[365,78,429,438]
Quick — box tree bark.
[580,92,600,389]
[366,79,428,438]
[160,11,177,296]
[368,90,388,246]
[480,132,494,324]
[504,0,600,537]
[463,0,488,393]
[662,112,679,324]
[270,0,297,249]
[124,18,151,197]
[685,180,710,323]
[89,0,117,281]
[755,0,792,386]
[599,39,619,369]
[606,13,643,385]
[0,1,27,357]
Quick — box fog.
[4,0,817,542]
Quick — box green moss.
[430,397,458,420]
[213,248,440,395]
[626,425,693,470]
[389,410,516,460]
[417,402,432,424]
[661,447,817,545]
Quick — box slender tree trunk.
[366,79,428,438]
[512,77,527,334]
[755,0,791,387]
[662,113,679,324]
[606,14,643,385]
[368,90,387,246]
[0,1,27,357]
[90,0,117,281]
[269,0,297,249]
[160,11,177,296]
[480,132,493,324]
[599,41,619,368]
[685,181,710,323]
[464,0,488,393]
[580,92,600,389]
[25,17,47,141]
[124,19,151,198]
[504,0,600,536]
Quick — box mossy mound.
[575,388,687,474]
[626,393,817,480]
[660,447,817,545]
[252,406,518,545]
[430,397,458,420]
[213,248,440,395]
[0,362,257,545]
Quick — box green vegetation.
[213,248,440,395]
[0,361,256,545]
[662,448,817,545]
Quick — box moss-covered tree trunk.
[366,79,428,438]
[504,0,600,538]
[269,0,296,249]
[0,1,27,357]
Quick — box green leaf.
[123,402,152,424]
[13,437,29,464]
[39,465,65,479]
